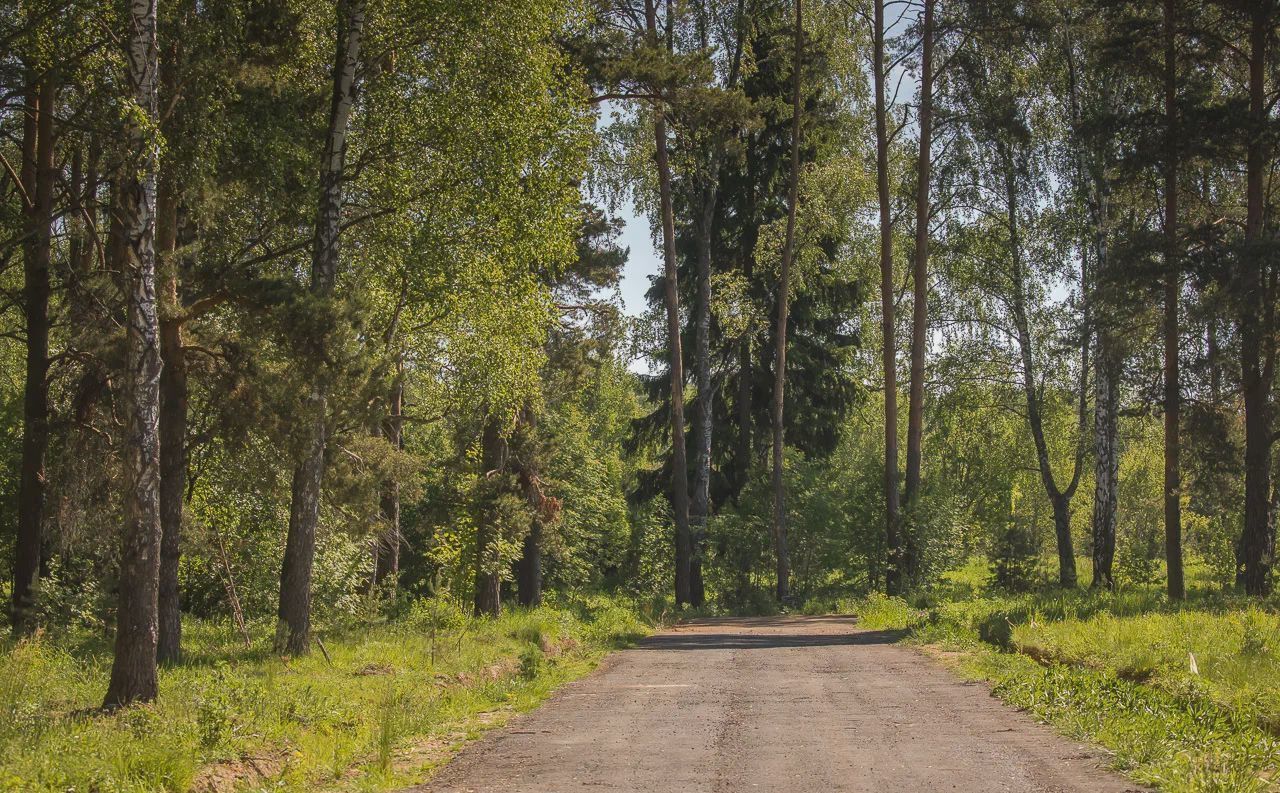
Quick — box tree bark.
[12,74,54,635]
[874,0,903,595]
[645,0,692,607]
[1005,148,1078,589]
[156,168,186,662]
[733,333,753,500]
[1162,0,1184,601]
[690,176,717,610]
[902,0,933,584]
[373,373,402,592]
[1239,7,1273,596]
[1089,133,1118,592]
[515,405,543,607]
[277,0,366,653]
[517,520,543,608]
[474,416,506,617]
[105,0,163,709]
[731,148,758,505]
[770,0,802,603]
[1091,351,1118,589]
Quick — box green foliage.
[990,519,1040,593]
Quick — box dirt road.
[413,615,1144,792]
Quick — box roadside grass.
[0,593,651,793]
[822,560,1280,792]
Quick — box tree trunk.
[645,0,692,606]
[1006,149,1077,589]
[276,0,366,652]
[1091,352,1118,589]
[733,333,752,501]
[1090,142,1118,592]
[373,373,402,592]
[105,0,163,709]
[770,0,802,603]
[730,114,759,508]
[1051,493,1074,585]
[68,142,101,328]
[515,406,543,608]
[690,177,717,610]
[1208,319,1221,404]
[12,74,54,635]
[517,521,542,608]
[1240,7,1272,597]
[874,0,903,595]
[475,416,506,617]
[156,170,186,663]
[1162,0,1184,601]
[902,0,933,584]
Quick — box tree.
[903,0,936,582]
[769,0,802,602]
[11,44,55,635]
[643,0,694,606]
[104,0,163,709]
[1236,0,1277,596]
[474,415,507,617]
[873,0,902,595]
[682,0,750,609]
[1049,1,1119,590]
[1162,0,1184,600]
[276,0,366,655]
[945,0,1088,588]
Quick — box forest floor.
[411,615,1143,793]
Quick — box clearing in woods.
[410,615,1145,792]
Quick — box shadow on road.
[633,627,907,651]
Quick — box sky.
[613,196,661,319]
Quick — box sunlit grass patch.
[0,594,652,792]
[827,567,1280,792]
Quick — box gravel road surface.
[412,615,1145,792]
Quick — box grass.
[0,593,652,792]
[824,559,1280,792]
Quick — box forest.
[2,0,1280,790]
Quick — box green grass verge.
[0,594,652,792]
[826,579,1280,792]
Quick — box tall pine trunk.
[645,0,692,606]
[104,0,163,709]
[12,74,54,634]
[156,169,187,662]
[733,334,752,500]
[874,0,902,595]
[474,416,506,617]
[731,151,758,505]
[1239,7,1273,596]
[1162,0,1184,600]
[690,180,716,609]
[276,0,366,653]
[770,0,802,603]
[903,0,934,585]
